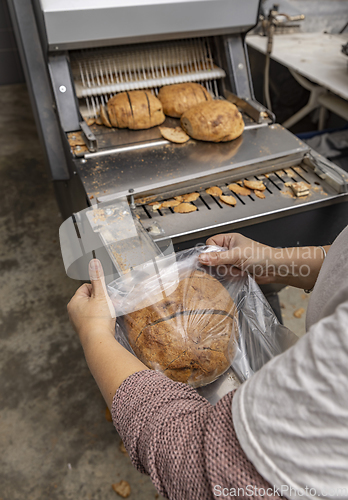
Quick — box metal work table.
[247,32,348,128]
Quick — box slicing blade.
[71,38,225,100]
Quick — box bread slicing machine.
[9,0,348,270]
[9,0,348,402]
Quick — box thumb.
[89,259,107,298]
[199,250,228,266]
[89,259,116,319]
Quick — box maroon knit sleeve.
[111,370,278,500]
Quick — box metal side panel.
[48,53,80,132]
[39,0,261,51]
[75,124,309,201]
[7,0,69,181]
[223,35,253,100]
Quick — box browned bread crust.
[173,203,197,213]
[158,83,212,118]
[243,180,266,191]
[100,105,112,128]
[159,126,190,143]
[107,90,165,130]
[181,100,244,142]
[124,270,238,387]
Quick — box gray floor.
[0,83,309,500]
[279,286,310,338]
[0,84,161,500]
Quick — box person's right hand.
[68,259,116,341]
[198,233,277,284]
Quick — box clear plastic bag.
[230,273,298,382]
[109,245,298,389]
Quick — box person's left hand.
[68,259,116,340]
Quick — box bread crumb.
[254,190,266,199]
[290,182,310,197]
[112,480,131,498]
[220,194,237,206]
[105,407,112,422]
[159,126,190,144]
[119,441,128,455]
[227,183,251,196]
[244,180,266,191]
[161,199,181,208]
[206,186,222,196]
[182,192,200,202]
[293,307,305,318]
[174,203,197,213]
[151,203,162,211]
[67,132,85,147]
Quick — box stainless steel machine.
[8,0,348,260]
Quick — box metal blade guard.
[59,197,174,282]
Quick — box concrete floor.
[0,84,161,500]
[0,83,310,500]
[279,286,310,338]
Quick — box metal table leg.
[282,69,327,129]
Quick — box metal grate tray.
[134,164,348,243]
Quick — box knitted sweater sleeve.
[111,370,277,500]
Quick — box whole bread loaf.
[158,83,212,118]
[180,100,244,142]
[107,90,165,130]
[124,270,238,387]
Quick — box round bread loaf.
[180,100,244,142]
[124,270,238,387]
[158,83,212,118]
[107,90,165,130]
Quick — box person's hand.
[198,233,276,284]
[67,259,116,340]
[199,233,329,289]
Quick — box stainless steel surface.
[134,164,348,243]
[82,116,255,152]
[197,367,240,405]
[79,120,97,152]
[304,151,348,194]
[75,124,309,201]
[38,0,260,51]
[83,122,268,159]
[223,35,254,99]
[48,53,80,132]
[7,0,70,181]
[81,115,255,154]
[85,140,169,159]
[225,90,274,124]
